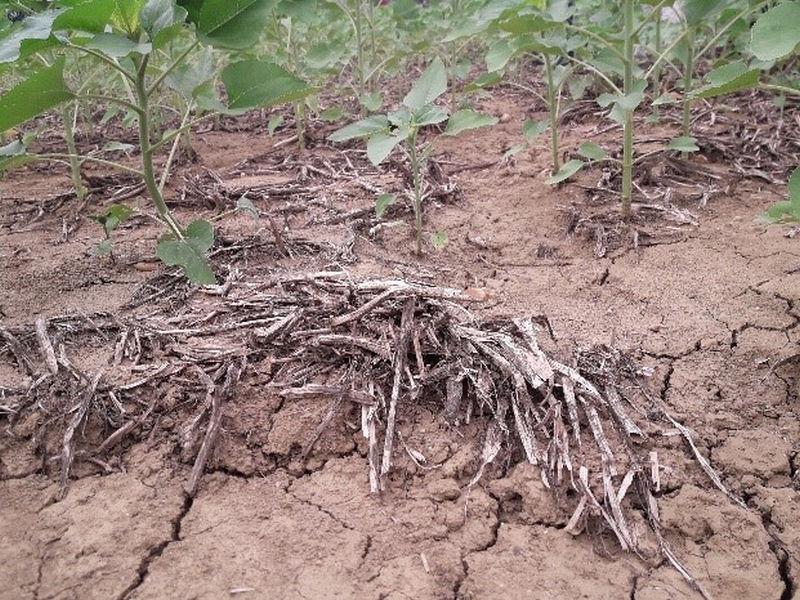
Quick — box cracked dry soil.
[2,91,800,599]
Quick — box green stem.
[66,43,136,83]
[36,154,144,176]
[682,28,695,156]
[147,40,200,97]
[133,55,183,239]
[621,0,634,220]
[564,24,627,62]
[355,0,366,104]
[652,9,662,115]
[60,101,87,202]
[762,83,800,97]
[544,54,560,174]
[408,130,423,255]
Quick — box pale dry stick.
[379,298,415,491]
[0,327,36,375]
[185,367,220,498]
[35,318,59,375]
[59,371,104,500]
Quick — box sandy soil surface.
[1,89,798,600]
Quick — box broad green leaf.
[403,57,447,111]
[0,139,35,172]
[86,33,152,57]
[56,0,117,33]
[92,203,134,234]
[267,114,284,135]
[167,46,214,99]
[762,200,798,223]
[197,0,276,49]
[112,0,147,35]
[750,1,800,61]
[93,239,114,256]
[486,39,514,73]
[366,133,403,165]
[139,0,187,47]
[414,105,449,127]
[222,60,312,110]
[523,119,548,142]
[497,13,558,34]
[464,71,503,92]
[667,136,700,153]
[578,142,607,160]
[236,196,259,218]
[319,106,344,122]
[683,0,726,27]
[329,115,389,142]
[156,219,216,284]
[597,80,646,111]
[444,109,497,136]
[0,11,60,63]
[546,159,584,185]
[431,231,449,250]
[388,108,412,128]
[691,62,760,99]
[359,91,383,112]
[375,193,395,218]
[788,166,800,202]
[0,58,74,132]
[652,92,677,106]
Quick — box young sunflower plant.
[0,0,313,283]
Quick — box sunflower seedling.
[0,0,312,283]
[329,57,496,254]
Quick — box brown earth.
[1,88,799,600]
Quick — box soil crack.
[115,493,193,600]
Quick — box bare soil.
[1,89,799,600]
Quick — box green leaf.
[496,13,558,34]
[788,166,800,202]
[403,57,447,111]
[750,1,800,61]
[267,113,284,135]
[139,0,187,47]
[683,0,726,27]
[112,0,147,35]
[329,115,390,142]
[431,231,449,250]
[652,92,677,106]
[464,71,503,92]
[101,141,135,153]
[691,62,760,99]
[236,196,259,219]
[222,60,312,110]
[486,39,514,73]
[92,203,134,234]
[578,142,607,160]
[0,58,74,132]
[667,136,700,153]
[366,133,403,165]
[0,139,35,172]
[546,159,584,185]
[55,0,117,33]
[197,0,276,49]
[156,219,217,284]
[444,109,497,136]
[375,193,395,218]
[0,11,60,64]
[523,119,548,143]
[93,239,114,256]
[359,91,383,112]
[414,105,449,127]
[762,200,798,223]
[319,106,344,122]
[86,32,152,57]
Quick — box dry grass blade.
[59,371,103,500]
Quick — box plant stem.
[133,55,183,239]
[408,130,423,255]
[60,102,87,202]
[652,7,662,115]
[621,0,634,220]
[543,54,560,174]
[295,102,306,152]
[355,0,366,104]
[682,28,695,156]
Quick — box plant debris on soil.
[2,84,800,600]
